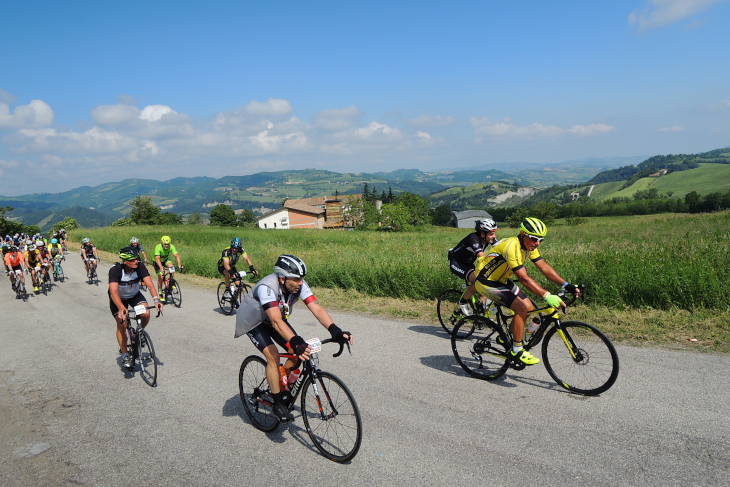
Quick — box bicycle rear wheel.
[451,315,510,381]
[542,321,619,396]
[239,356,279,432]
[168,278,182,308]
[301,371,362,463]
[217,282,234,315]
[137,330,157,387]
[437,288,463,336]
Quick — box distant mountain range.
[2,152,723,231]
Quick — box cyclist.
[234,254,353,423]
[129,237,149,263]
[109,246,163,369]
[36,240,53,283]
[449,218,498,316]
[80,238,99,277]
[2,240,11,275]
[218,237,259,297]
[49,238,65,280]
[153,236,183,302]
[24,243,43,293]
[473,217,580,366]
[4,245,26,291]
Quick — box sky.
[1,0,730,196]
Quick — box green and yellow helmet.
[119,246,140,261]
[520,217,547,238]
[160,235,172,244]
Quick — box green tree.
[158,212,183,225]
[431,204,452,226]
[129,196,161,225]
[237,209,258,227]
[380,203,410,231]
[187,213,203,225]
[111,217,133,227]
[51,217,79,233]
[209,204,237,226]
[344,198,380,229]
[393,192,432,226]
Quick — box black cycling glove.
[288,335,309,356]
[563,283,577,294]
[249,264,259,276]
[328,324,350,343]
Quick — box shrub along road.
[1,260,729,486]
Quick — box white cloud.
[629,0,726,31]
[352,122,403,141]
[313,105,361,131]
[0,98,54,129]
[658,125,685,132]
[408,114,457,127]
[415,131,432,140]
[92,104,141,125]
[244,98,293,117]
[13,127,139,154]
[470,117,614,140]
[0,89,15,105]
[140,105,177,122]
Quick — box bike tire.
[437,288,463,336]
[168,278,182,308]
[541,321,619,396]
[239,356,279,432]
[217,282,234,315]
[57,265,64,282]
[451,315,510,381]
[137,330,157,387]
[301,371,362,463]
[235,284,250,309]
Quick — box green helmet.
[161,235,172,244]
[520,217,547,238]
[119,246,140,261]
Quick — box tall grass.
[74,210,730,310]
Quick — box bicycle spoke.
[451,316,510,381]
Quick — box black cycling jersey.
[218,246,243,267]
[449,232,487,264]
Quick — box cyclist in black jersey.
[448,218,498,316]
[218,237,258,296]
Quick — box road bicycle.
[451,285,619,396]
[123,304,161,387]
[9,270,28,300]
[52,256,65,282]
[40,262,52,294]
[239,338,362,463]
[217,271,251,315]
[160,267,182,308]
[86,258,99,285]
[437,283,494,336]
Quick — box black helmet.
[274,254,307,278]
[118,246,140,261]
[475,218,497,232]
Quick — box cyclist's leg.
[111,297,129,353]
[154,261,164,291]
[129,292,150,328]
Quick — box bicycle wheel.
[437,288,463,336]
[542,321,619,396]
[301,371,362,463]
[217,282,234,315]
[57,265,64,283]
[168,278,182,308]
[234,284,250,309]
[451,315,510,381]
[239,356,279,432]
[137,330,157,387]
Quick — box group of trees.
[113,196,183,226]
[0,206,40,236]
[345,187,432,231]
[208,204,257,227]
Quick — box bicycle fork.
[554,321,584,363]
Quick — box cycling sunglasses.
[526,235,544,243]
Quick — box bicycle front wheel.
[542,321,619,396]
[301,371,362,463]
[57,264,65,282]
[217,282,234,315]
[451,316,510,381]
[437,288,463,336]
[239,356,279,432]
[137,330,157,387]
[168,278,182,308]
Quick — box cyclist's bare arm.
[174,252,181,268]
[108,282,127,322]
[264,306,312,360]
[533,260,580,296]
[306,301,354,345]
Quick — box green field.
[74,210,730,311]
[592,163,730,201]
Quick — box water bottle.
[525,317,540,338]
[279,365,289,391]
[287,368,301,387]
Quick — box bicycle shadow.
[222,394,321,455]
[212,308,235,316]
[408,324,452,340]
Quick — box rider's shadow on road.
[419,355,515,391]
[408,324,451,340]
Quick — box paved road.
[1,260,729,486]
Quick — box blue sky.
[1,0,729,195]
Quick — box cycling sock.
[512,341,523,353]
[272,391,283,404]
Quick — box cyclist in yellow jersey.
[474,217,580,366]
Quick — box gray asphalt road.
[1,260,729,486]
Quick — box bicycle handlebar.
[319,338,352,358]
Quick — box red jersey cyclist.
[474,217,580,366]
[234,255,353,423]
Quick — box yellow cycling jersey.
[25,249,41,266]
[474,236,542,284]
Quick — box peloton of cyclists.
[473,217,580,366]
[234,254,353,423]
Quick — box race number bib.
[134,304,147,315]
[306,338,322,354]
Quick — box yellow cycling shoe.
[510,348,540,366]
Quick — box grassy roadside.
[83,242,730,354]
